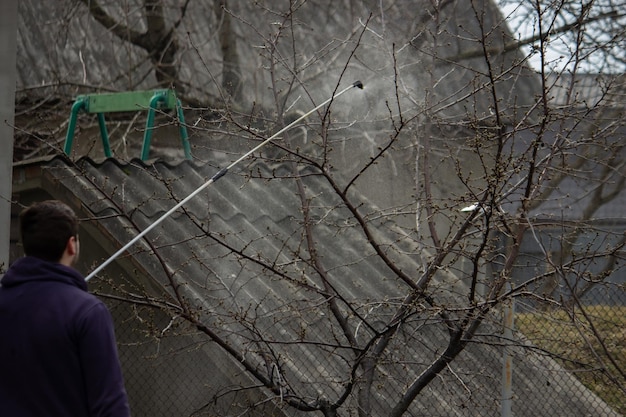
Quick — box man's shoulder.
[33,279,107,318]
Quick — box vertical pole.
[502,281,514,417]
[97,113,113,158]
[0,0,18,275]
[141,93,164,161]
[176,99,192,160]
[64,98,87,156]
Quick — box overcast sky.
[499,1,626,73]
[499,1,565,71]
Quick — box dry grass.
[516,306,626,415]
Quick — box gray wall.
[0,0,18,274]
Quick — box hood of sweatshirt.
[1,256,87,291]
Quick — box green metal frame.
[64,89,191,160]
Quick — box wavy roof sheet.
[10,155,620,416]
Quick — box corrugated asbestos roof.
[547,73,626,108]
[502,118,626,223]
[11,155,620,416]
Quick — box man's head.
[20,200,80,265]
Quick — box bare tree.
[13,0,626,415]
[76,0,191,90]
[73,0,246,101]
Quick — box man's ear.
[59,236,79,266]
[66,236,78,256]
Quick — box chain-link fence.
[104,279,625,417]
[514,286,626,416]
[108,300,287,417]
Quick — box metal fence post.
[502,281,514,417]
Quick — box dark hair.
[20,200,79,262]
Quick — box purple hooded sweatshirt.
[0,256,130,417]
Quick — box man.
[0,200,131,416]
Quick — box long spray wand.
[85,80,364,281]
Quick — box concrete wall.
[0,0,18,274]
